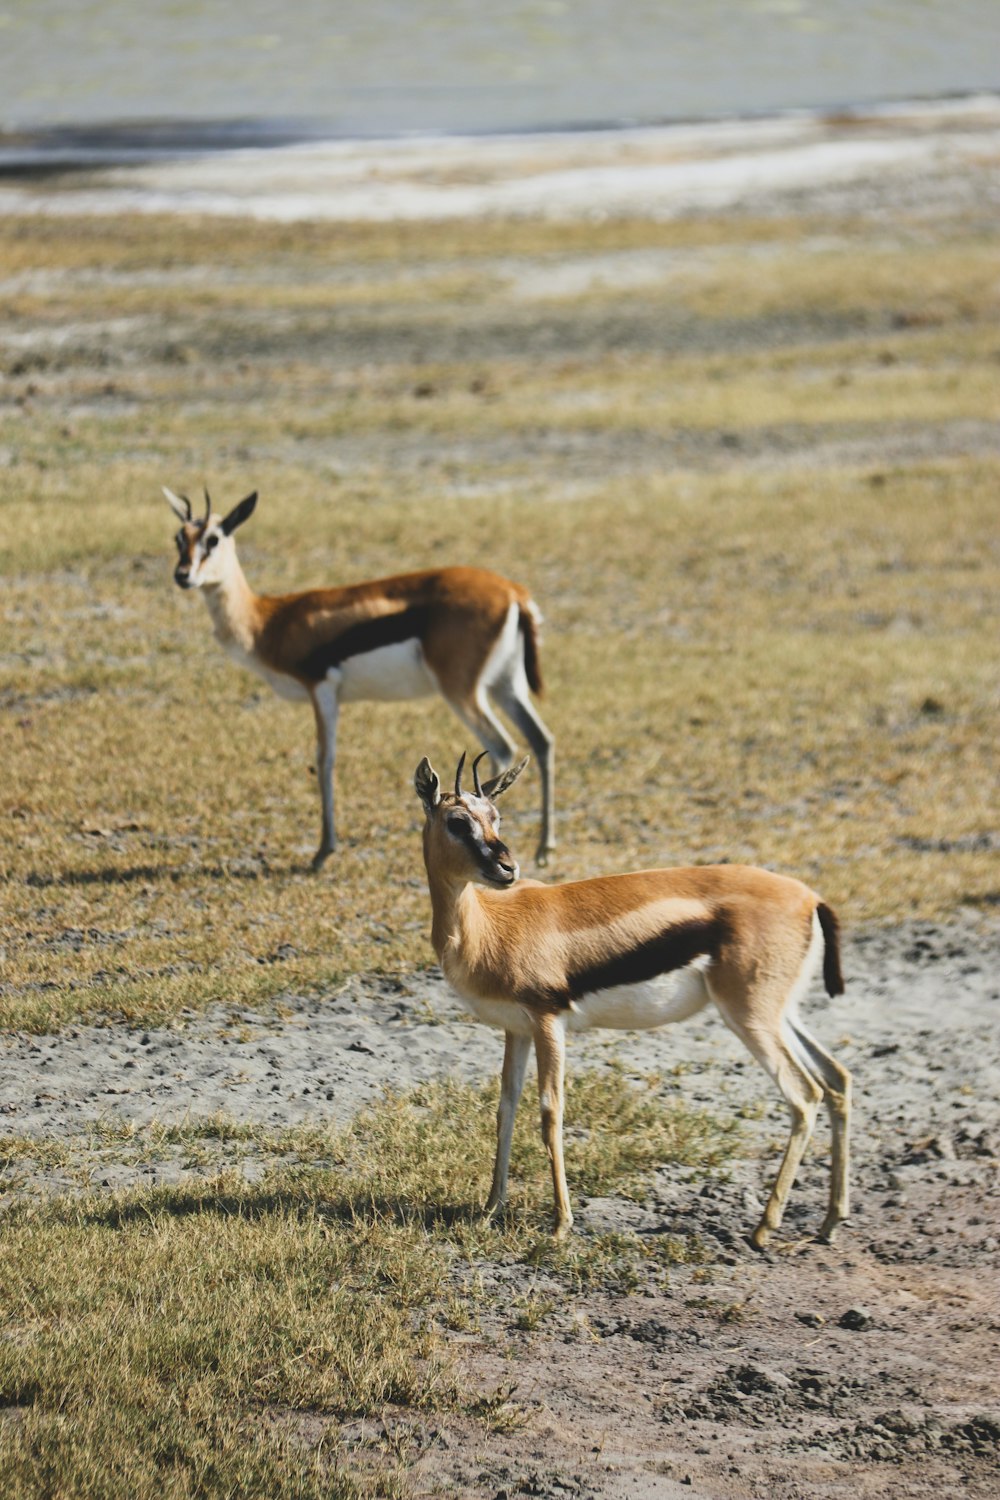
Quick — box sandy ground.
[3,917,999,1496]
[2,96,1000,224]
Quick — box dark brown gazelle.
[163,484,555,868]
[416,752,851,1249]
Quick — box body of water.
[1,0,998,159]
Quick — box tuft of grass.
[0,1073,728,1496]
[335,1064,733,1245]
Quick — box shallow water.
[2,0,999,144]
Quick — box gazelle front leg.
[484,1030,532,1221]
[309,677,340,870]
[534,1013,572,1239]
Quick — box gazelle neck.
[200,546,258,654]
[425,858,487,964]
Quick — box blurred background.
[1,0,998,150]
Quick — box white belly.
[567,965,711,1033]
[450,961,711,1040]
[337,639,437,703]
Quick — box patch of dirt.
[3,918,999,1495]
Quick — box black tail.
[518,604,544,696]
[816,902,845,996]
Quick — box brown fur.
[418,770,851,1249]
[172,492,555,863]
[248,568,531,690]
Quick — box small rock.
[839,1306,873,1330]
[795,1310,825,1327]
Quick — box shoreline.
[1,93,998,223]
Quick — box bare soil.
[4,917,999,1497]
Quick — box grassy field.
[1,209,997,1034]
[0,198,998,1496]
[0,1070,729,1497]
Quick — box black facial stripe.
[447,813,510,874]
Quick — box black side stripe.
[558,916,724,1007]
[297,604,429,682]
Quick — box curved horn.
[202,486,212,522]
[162,487,192,522]
[472,750,489,798]
[454,751,467,798]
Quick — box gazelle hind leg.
[711,995,823,1249]
[489,673,555,864]
[788,1020,852,1241]
[447,693,516,776]
[484,1031,532,1220]
[533,1014,572,1239]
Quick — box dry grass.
[0,192,996,1499]
[0,1070,729,1497]
[1,206,998,1034]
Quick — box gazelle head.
[163,486,257,590]
[415,751,529,889]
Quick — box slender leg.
[789,1020,852,1242]
[447,694,516,776]
[534,1013,572,1239]
[746,1033,822,1250]
[490,677,556,865]
[309,678,339,870]
[713,999,823,1250]
[484,1032,532,1219]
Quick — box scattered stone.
[839,1307,873,1331]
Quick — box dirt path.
[3,917,998,1495]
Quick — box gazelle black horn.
[454,751,467,798]
[202,486,212,522]
[472,750,489,798]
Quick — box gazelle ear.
[481,755,529,801]
[162,486,191,522]
[221,491,258,536]
[414,757,441,813]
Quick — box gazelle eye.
[205,534,218,552]
[445,815,467,837]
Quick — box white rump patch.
[480,602,521,690]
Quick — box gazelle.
[414,751,851,1250]
[163,486,555,869]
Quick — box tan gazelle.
[414,751,851,1250]
[164,486,555,868]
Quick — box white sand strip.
[2,96,999,223]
